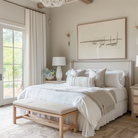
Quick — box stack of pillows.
[66,68,126,88]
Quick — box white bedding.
[101,87,127,103]
[18,83,127,137]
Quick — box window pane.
[14,65,23,81]
[14,81,23,97]
[3,29,13,47]
[3,65,13,81]
[3,47,13,64]
[14,48,22,64]
[14,31,23,48]
[3,82,13,99]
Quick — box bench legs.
[74,111,77,133]
[59,116,63,138]
[13,105,16,124]
[59,111,77,138]
[13,105,77,138]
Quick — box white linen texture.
[24,9,46,88]
[66,69,86,83]
[69,76,95,87]
[105,70,126,88]
[89,68,107,87]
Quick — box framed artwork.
[77,18,126,60]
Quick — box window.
[3,28,23,99]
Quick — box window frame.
[2,25,25,99]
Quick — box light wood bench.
[13,99,78,138]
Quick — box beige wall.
[0,0,50,67]
[50,0,138,83]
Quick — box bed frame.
[70,60,133,110]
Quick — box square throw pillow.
[65,69,86,83]
[89,68,106,87]
[69,76,95,87]
[70,69,86,77]
[105,70,126,88]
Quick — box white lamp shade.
[136,55,138,67]
[52,57,66,66]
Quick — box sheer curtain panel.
[24,9,46,88]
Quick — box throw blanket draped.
[46,88,117,115]
[81,90,117,115]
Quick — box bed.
[18,61,133,137]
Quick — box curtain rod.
[3,0,46,14]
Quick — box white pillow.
[89,68,106,87]
[70,69,86,77]
[69,76,95,87]
[105,70,125,88]
[66,69,85,83]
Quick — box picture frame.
[77,17,127,60]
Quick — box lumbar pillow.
[89,68,106,87]
[69,76,95,87]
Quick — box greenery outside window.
[3,28,23,99]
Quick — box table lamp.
[52,57,66,81]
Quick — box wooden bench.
[13,99,78,138]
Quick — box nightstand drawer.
[134,105,138,113]
[133,90,138,96]
[134,97,138,103]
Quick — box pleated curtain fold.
[24,9,46,88]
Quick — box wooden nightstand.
[130,85,138,117]
[44,80,66,84]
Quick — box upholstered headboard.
[70,60,133,110]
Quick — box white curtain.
[24,9,46,88]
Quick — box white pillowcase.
[89,68,107,87]
[69,76,95,87]
[70,69,86,77]
[66,69,85,83]
[105,70,126,88]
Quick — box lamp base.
[56,66,63,81]
[57,78,62,81]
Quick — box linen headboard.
[70,60,133,110]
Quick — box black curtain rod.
[3,0,46,14]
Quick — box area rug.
[0,106,138,138]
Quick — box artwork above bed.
[77,17,126,60]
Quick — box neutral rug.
[1,105,138,138]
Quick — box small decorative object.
[65,31,70,47]
[43,68,56,81]
[52,57,66,81]
[40,0,65,7]
[135,22,138,30]
[136,55,138,67]
[135,23,138,44]
[133,55,138,86]
[78,18,126,60]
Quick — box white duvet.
[18,83,127,136]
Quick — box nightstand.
[130,85,138,117]
[44,80,66,84]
